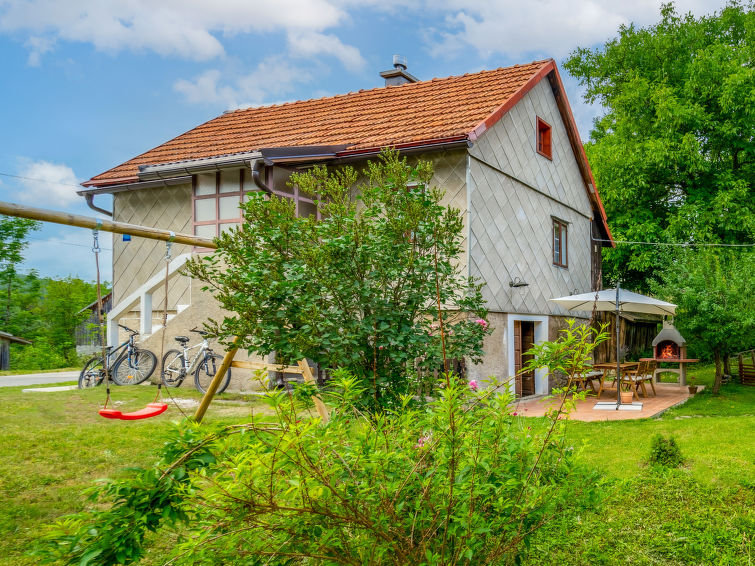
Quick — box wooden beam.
[299,360,330,423]
[0,200,217,248]
[193,337,240,423]
[230,360,304,374]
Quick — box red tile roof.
[85,60,552,186]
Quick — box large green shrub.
[185,150,490,408]
[39,323,607,565]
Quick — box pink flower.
[415,435,430,449]
[475,318,488,328]
[512,411,518,416]
[468,379,479,391]
[378,346,384,350]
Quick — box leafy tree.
[0,215,41,324]
[36,277,103,364]
[653,248,755,393]
[3,272,104,369]
[186,150,490,407]
[565,2,754,291]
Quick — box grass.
[523,365,755,565]
[0,382,268,566]
[1,365,753,565]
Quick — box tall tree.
[0,215,41,325]
[653,249,755,393]
[186,150,490,407]
[565,2,754,290]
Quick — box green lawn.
[524,366,755,565]
[0,383,265,566]
[0,367,753,565]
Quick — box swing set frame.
[0,200,329,424]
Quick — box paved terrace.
[514,383,701,422]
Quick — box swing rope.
[153,234,189,418]
[95,229,170,421]
[92,224,112,409]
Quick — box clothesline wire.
[593,237,755,248]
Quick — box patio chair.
[624,359,657,398]
[565,368,604,394]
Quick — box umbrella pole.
[616,283,621,409]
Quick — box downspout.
[84,192,113,217]
[251,158,273,194]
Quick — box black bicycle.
[160,328,231,394]
[78,324,158,388]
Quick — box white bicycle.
[160,328,232,393]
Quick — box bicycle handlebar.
[190,327,209,336]
[118,324,139,335]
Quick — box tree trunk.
[713,348,723,395]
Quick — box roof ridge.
[221,59,552,115]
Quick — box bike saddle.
[174,336,190,344]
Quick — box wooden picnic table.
[592,362,641,400]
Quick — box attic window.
[536,117,552,160]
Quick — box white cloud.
[0,0,352,62]
[24,35,55,66]
[418,0,731,59]
[15,160,81,207]
[174,58,312,108]
[287,31,365,71]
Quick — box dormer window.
[536,117,552,160]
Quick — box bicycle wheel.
[79,356,105,389]
[111,348,158,385]
[194,353,231,394]
[161,349,186,387]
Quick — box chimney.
[380,55,419,86]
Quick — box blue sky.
[0,0,727,281]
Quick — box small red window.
[536,117,552,160]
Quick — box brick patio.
[513,383,702,422]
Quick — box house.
[0,331,31,370]
[78,58,613,395]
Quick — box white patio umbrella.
[549,285,677,409]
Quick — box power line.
[25,235,113,251]
[593,237,755,248]
[0,171,82,188]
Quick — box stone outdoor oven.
[652,321,687,361]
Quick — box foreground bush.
[39,378,598,565]
[39,321,606,565]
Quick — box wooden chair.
[624,360,657,398]
[565,368,604,394]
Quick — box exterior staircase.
[106,253,192,347]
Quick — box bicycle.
[78,324,158,388]
[160,328,232,394]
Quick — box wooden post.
[298,360,330,423]
[0,200,217,248]
[193,337,240,423]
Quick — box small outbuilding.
[0,331,32,370]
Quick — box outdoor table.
[593,362,640,400]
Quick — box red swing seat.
[99,402,168,421]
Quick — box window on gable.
[553,218,568,268]
[536,117,552,160]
